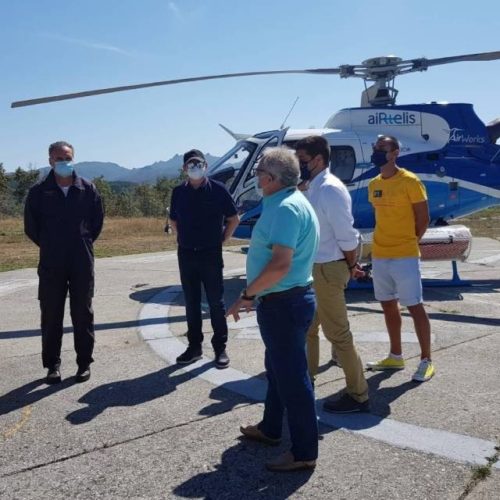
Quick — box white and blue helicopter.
[11,50,500,272]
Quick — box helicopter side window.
[236,188,261,213]
[243,136,280,187]
[208,142,255,192]
[330,146,356,183]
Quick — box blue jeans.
[256,288,318,461]
[178,247,228,352]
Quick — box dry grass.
[0,217,242,272]
[2,208,500,272]
[459,207,500,239]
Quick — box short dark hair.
[376,135,400,151]
[295,135,330,165]
[183,149,205,164]
[49,141,74,156]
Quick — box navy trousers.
[38,264,95,370]
[257,288,318,461]
[177,247,228,353]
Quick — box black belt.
[258,285,311,303]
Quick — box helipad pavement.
[0,238,499,499]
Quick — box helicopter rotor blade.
[11,68,341,108]
[402,50,500,72]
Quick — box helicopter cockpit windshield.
[208,141,256,193]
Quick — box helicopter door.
[232,129,288,212]
[328,139,365,210]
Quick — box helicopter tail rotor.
[486,117,500,144]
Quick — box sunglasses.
[186,161,206,169]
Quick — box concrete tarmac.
[1,238,499,499]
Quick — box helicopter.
[11,50,500,264]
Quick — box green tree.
[12,167,39,205]
[93,176,115,215]
[0,163,8,194]
[0,163,16,216]
[114,191,139,217]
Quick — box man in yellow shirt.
[367,135,435,382]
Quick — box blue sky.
[1,0,499,172]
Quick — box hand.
[350,263,365,279]
[226,297,254,322]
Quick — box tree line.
[0,163,183,218]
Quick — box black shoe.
[214,350,230,369]
[176,346,202,365]
[75,366,91,383]
[46,367,61,385]
[323,393,370,414]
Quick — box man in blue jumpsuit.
[24,141,104,384]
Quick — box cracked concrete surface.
[1,239,499,499]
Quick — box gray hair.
[49,141,74,155]
[259,147,299,187]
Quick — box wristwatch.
[240,289,256,301]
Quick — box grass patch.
[471,465,491,481]
[2,207,500,272]
[0,217,243,272]
[458,447,499,499]
[459,206,500,239]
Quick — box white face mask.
[254,176,264,197]
[187,167,206,180]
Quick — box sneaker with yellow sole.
[366,356,405,371]
[412,359,435,382]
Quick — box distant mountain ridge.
[36,153,222,184]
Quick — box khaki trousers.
[307,260,369,402]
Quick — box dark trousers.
[257,288,318,461]
[177,247,228,353]
[38,264,95,370]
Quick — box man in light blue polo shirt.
[227,147,319,472]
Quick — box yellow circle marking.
[2,405,32,439]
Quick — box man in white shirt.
[295,136,370,413]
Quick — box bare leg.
[407,303,431,360]
[381,299,402,355]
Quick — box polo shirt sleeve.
[169,187,178,221]
[407,177,427,203]
[269,205,300,250]
[367,179,375,205]
[219,185,238,217]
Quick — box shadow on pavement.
[0,314,192,340]
[0,378,74,417]
[66,363,213,425]
[173,440,314,500]
[366,371,420,417]
[198,373,267,416]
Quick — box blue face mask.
[370,150,388,168]
[54,161,74,178]
[300,162,311,181]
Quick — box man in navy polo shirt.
[169,149,240,368]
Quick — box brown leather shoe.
[240,425,281,446]
[266,451,316,472]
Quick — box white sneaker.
[412,359,435,382]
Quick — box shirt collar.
[46,169,84,190]
[309,168,329,190]
[262,186,296,206]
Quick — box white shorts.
[372,257,423,306]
